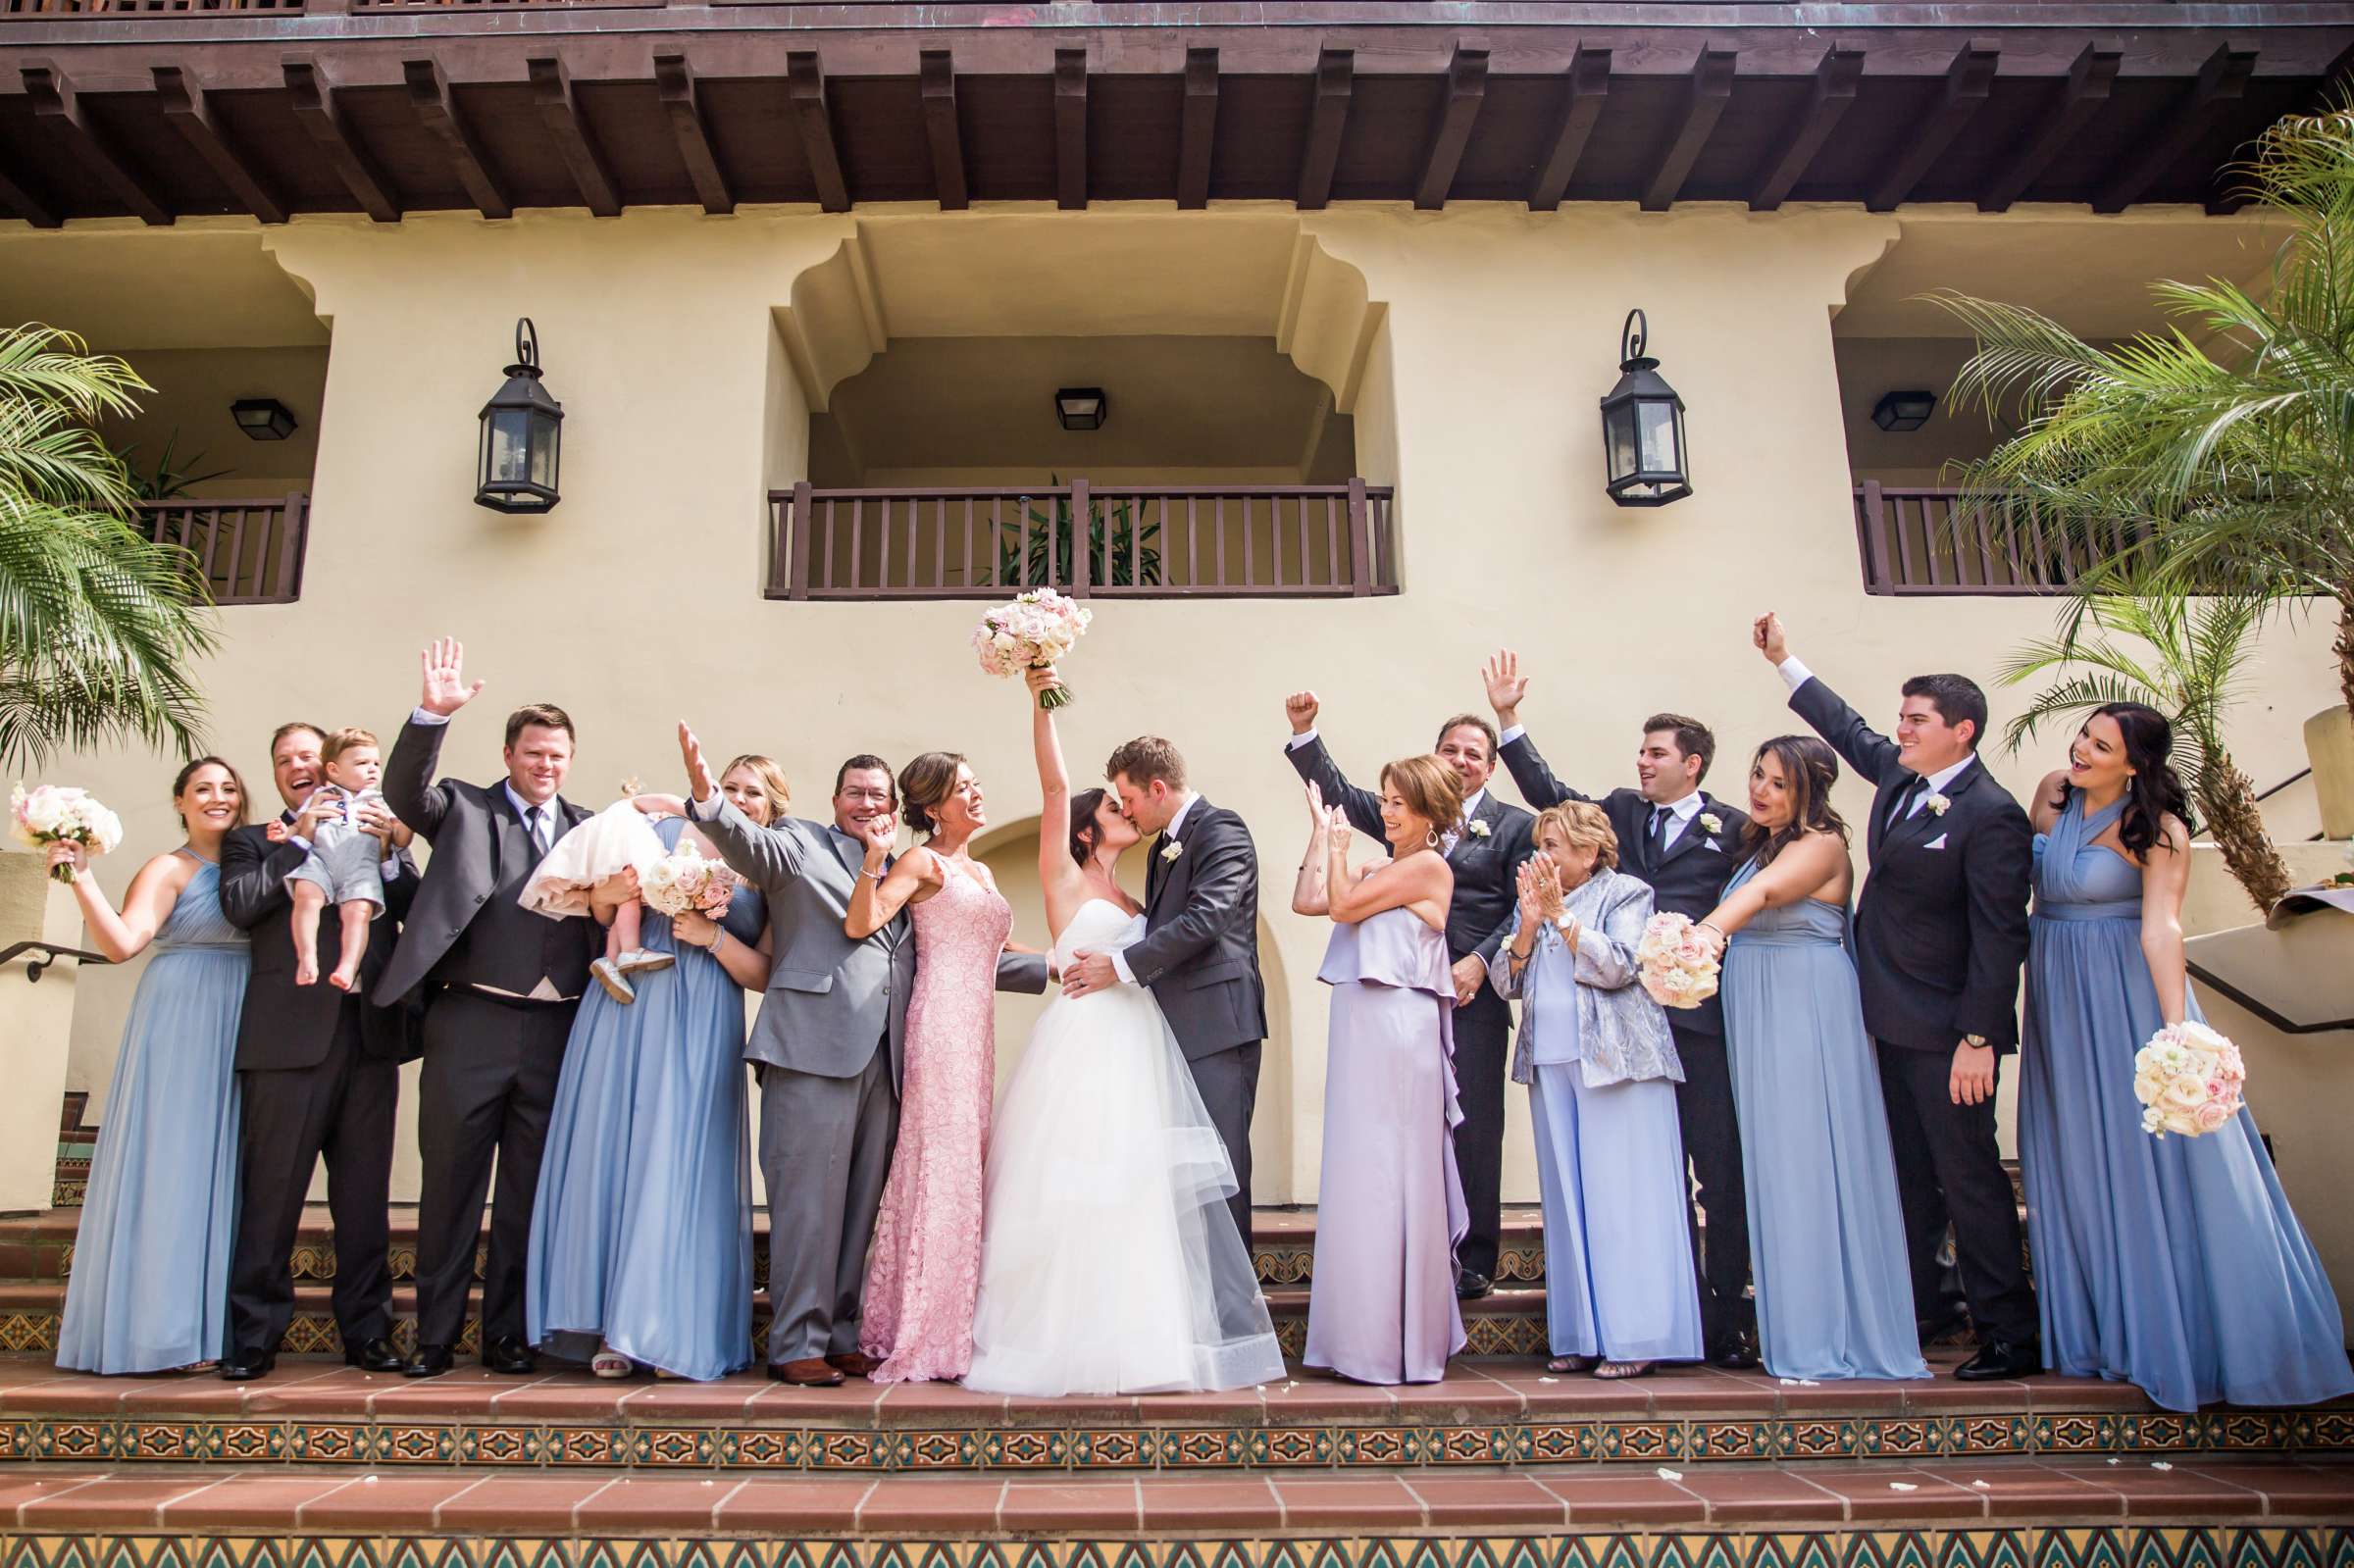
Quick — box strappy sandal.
[1546,1355,1598,1375]
[590,1349,635,1380]
[1595,1359,1657,1381]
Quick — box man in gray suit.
[675,724,1047,1387]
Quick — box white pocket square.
[1923,834,1949,850]
[1703,840,1722,852]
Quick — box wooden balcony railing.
[1851,482,2163,596]
[2,0,299,15]
[767,481,1398,600]
[137,494,308,606]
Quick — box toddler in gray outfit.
[271,726,411,989]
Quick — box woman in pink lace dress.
[844,750,1018,1384]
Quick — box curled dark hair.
[898,750,969,837]
[1642,713,1716,784]
[1737,735,1848,867]
[2051,703,2190,859]
[172,755,252,831]
[1067,786,1112,865]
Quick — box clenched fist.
[1284,691,1321,736]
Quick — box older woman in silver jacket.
[1494,801,1705,1379]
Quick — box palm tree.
[0,324,217,772]
[1999,573,2293,910]
[1930,106,2354,719]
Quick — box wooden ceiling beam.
[1868,39,1998,211]
[655,53,733,216]
[787,50,849,214]
[22,62,171,226]
[2093,40,2256,213]
[154,64,285,225]
[918,48,965,212]
[1978,39,2119,212]
[1528,45,1610,212]
[1297,46,1353,211]
[405,56,510,220]
[0,163,59,229]
[284,58,398,223]
[1178,46,1218,211]
[1750,45,1863,211]
[1412,44,1487,211]
[1640,44,1736,212]
[528,55,619,217]
[1055,47,1088,210]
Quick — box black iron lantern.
[230,397,297,441]
[1053,387,1108,431]
[1598,309,1691,507]
[475,318,563,515]
[1871,389,1936,432]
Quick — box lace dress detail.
[860,859,1014,1384]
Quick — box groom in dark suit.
[1758,612,2039,1380]
[1280,692,1534,1299]
[1481,651,1758,1368]
[377,638,600,1379]
[218,721,418,1381]
[1060,736,1266,1251]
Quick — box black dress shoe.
[1954,1335,2043,1381]
[219,1350,276,1383]
[404,1344,456,1379]
[1710,1330,1761,1371]
[343,1337,405,1373]
[1455,1269,1494,1301]
[483,1336,537,1376]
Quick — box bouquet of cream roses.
[12,784,124,885]
[1636,911,1720,1009]
[974,588,1092,710]
[2131,1021,2245,1138]
[640,841,740,921]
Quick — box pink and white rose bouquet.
[974,588,1093,710]
[12,784,124,885]
[639,841,740,921]
[2131,1021,2245,1138]
[1636,911,1720,1010]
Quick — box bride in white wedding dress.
[963,668,1287,1397]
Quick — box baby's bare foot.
[328,968,358,992]
[295,959,319,986]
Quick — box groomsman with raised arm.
[1756,612,2041,1381]
[1481,651,1759,1369]
[218,722,418,1382]
[1281,695,1535,1300]
[377,639,600,1379]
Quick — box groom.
[1061,736,1266,1248]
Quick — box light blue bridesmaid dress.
[2021,793,2352,1412]
[58,850,247,1374]
[1720,858,1928,1381]
[527,816,764,1380]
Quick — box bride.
[964,667,1287,1396]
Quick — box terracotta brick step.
[0,1455,2347,1535]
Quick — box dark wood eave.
[1,2,2349,228]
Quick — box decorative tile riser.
[0,1528,2346,1568]
[6,1411,2347,1474]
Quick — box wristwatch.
[1962,1033,1988,1049]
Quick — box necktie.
[529,805,551,856]
[1887,776,1925,829]
[1647,805,1668,860]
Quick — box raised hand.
[419,637,486,718]
[1304,779,1330,830]
[1284,690,1320,735]
[1483,649,1527,726]
[1753,612,1790,666]
[679,721,717,803]
[1532,854,1566,922]
[1515,857,1546,926]
[857,812,896,859]
[1326,805,1353,856]
[1025,665,1065,704]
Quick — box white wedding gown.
[965,898,1287,1396]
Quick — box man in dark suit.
[1280,692,1535,1299]
[1482,649,1759,1368]
[1060,736,1266,1253]
[377,637,600,1379]
[217,721,419,1381]
[1758,611,2039,1381]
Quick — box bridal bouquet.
[2131,1021,2246,1138]
[640,841,740,921]
[1636,911,1719,1009]
[974,588,1092,710]
[12,784,124,885]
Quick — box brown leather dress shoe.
[769,1357,846,1387]
[826,1351,880,1379]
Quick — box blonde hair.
[322,727,379,765]
[1379,755,1463,845]
[1531,801,1619,874]
[721,753,793,825]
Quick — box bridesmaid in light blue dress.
[1700,737,1927,1383]
[527,758,779,1381]
[57,758,252,1374]
[2020,703,2351,1413]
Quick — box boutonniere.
[1698,812,1723,835]
[1466,819,1492,839]
[1924,792,1953,817]
[1160,838,1185,863]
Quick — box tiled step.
[4,1349,2346,1477]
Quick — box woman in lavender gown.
[2020,703,2351,1412]
[1294,756,1463,1385]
